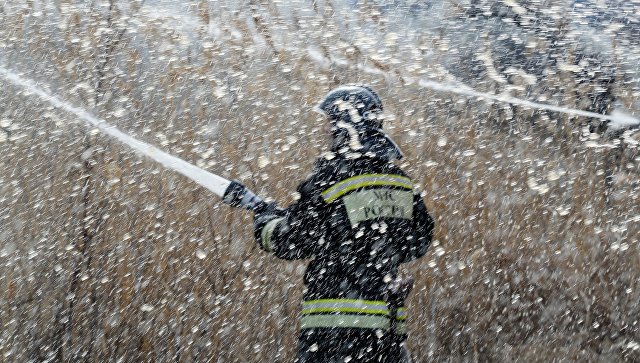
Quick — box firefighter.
[235,85,434,362]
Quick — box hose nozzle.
[222,180,266,212]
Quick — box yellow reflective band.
[261,217,284,252]
[302,299,389,316]
[302,307,390,315]
[321,174,413,203]
[300,315,407,334]
[303,298,388,306]
[302,299,408,319]
[300,314,390,330]
[397,308,407,321]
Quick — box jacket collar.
[330,127,403,161]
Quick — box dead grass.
[0,1,638,362]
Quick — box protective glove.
[253,201,286,252]
[253,201,285,230]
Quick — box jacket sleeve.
[253,182,326,260]
[400,192,434,263]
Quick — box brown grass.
[1,1,639,362]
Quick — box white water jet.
[417,78,640,125]
[0,66,231,197]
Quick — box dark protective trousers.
[294,328,411,363]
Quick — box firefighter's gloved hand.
[253,201,285,229]
[253,201,286,251]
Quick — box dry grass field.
[1,1,639,362]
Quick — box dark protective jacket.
[254,151,434,362]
